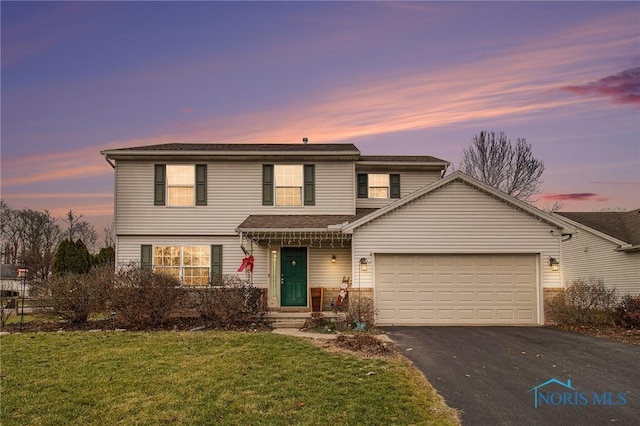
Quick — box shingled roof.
[109,143,360,152]
[237,209,376,230]
[556,209,640,246]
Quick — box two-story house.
[101,142,571,325]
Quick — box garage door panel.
[376,254,538,325]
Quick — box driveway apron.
[384,327,640,426]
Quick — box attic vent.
[302,137,308,144]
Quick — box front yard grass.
[1,332,459,425]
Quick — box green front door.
[281,247,307,307]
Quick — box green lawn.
[1,332,459,425]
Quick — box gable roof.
[555,209,640,251]
[342,171,572,233]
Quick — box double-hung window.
[263,164,315,206]
[154,164,207,206]
[275,165,303,206]
[357,173,401,199]
[153,245,210,285]
[167,165,195,206]
[368,174,389,198]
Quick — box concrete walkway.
[271,327,394,342]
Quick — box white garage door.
[375,254,539,325]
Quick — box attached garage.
[375,254,539,325]
[344,172,574,326]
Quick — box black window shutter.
[262,165,274,205]
[390,174,401,198]
[154,165,166,205]
[211,245,222,280]
[141,245,152,270]
[357,174,368,198]
[303,164,315,205]
[195,164,207,205]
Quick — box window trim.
[150,244,212,286]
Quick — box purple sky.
[2,1,639,230]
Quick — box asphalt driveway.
[384,327,640,426]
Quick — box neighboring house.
[101,142,571,325]
[0,264,29,297]
[555,210,640,296]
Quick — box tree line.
[0,201,115,280]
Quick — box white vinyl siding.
[308,246,352,288]
[351,180,562,294]
[356,170,441,209]
[116,236,268,288]
[561,228,640,296]
[115,161,355,235]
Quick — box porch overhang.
[235,211,375,245]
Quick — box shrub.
[111,266,184,328]
[614,294,640,329]
[197,275,267,327]
[31,265,115,323]
[334,334,395,356]
[348,292,376,331]
[547,277,617,325]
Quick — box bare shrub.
[197,275,267,327]
[614,294,640,329]
[334,334,395,356]
[348,292,376,330]
[31,265,115,323]
[548,277,617,325]
[1,296,16,328]
[111,266,184,328]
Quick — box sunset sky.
[2,1,638,230]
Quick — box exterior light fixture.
[549,257,560,272]
[331,254,336,263]
[359,257,368,272]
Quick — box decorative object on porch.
[310,287,324,312]
[237,255,254,273]
[336,276,350,307]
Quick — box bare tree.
[101,222,116,248]
[460,131,545,201]
[62,210,98,252]
[1,200,21,264]
[17,209,61,280]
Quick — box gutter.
[102,153,115,169]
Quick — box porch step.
[270,319,307,329]
[266,311,348,329]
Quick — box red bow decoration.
[237,255,254,272]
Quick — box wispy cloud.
[540,193,609,202]
[562,67,640,105]
[1,8,636,192]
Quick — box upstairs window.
[154,164,207,206]
[275,165,303,206]
[368,174,389,198]
[263,164,315,206]
[357,173,401,199]
[167,165,195,206]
